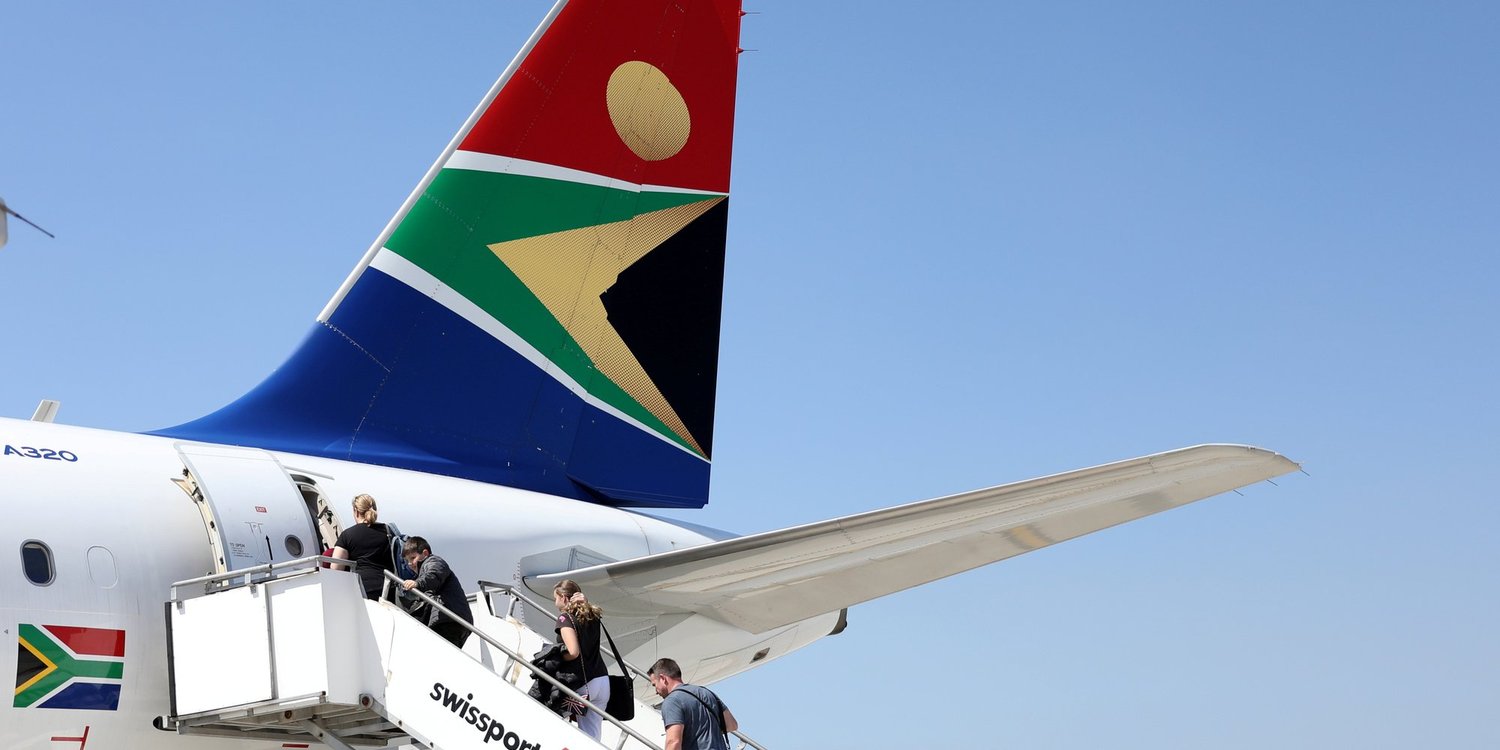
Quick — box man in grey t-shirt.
[648,658,738,750]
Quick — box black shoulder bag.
[599,621,636,721]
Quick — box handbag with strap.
[599,621,636,721]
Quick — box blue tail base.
[151,267,711,508]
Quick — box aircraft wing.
[529,444,1298,634]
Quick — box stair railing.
[380,570,668,750]
[168,554,345,601]
[476,580,771,750]
[171,558,663,749]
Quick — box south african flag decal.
[14,624,125,710]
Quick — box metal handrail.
[477,580,655,684]
[167,558,665,750]
[381,570,667,750]
[476,580,770,750]
[169,555,343,602]
[478,580,654,750]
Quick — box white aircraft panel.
[178,443,317,572]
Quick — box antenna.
[31,400,60,423]
[0,196,56,250]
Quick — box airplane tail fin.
[156,0,745,508]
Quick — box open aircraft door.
[175,443,319,574]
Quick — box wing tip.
[1173,442,1301,476]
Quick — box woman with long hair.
[553,579,610,740]
[330,494,395,600]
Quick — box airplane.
[0,0,1298,748]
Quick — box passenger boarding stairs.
[162,557,765,750]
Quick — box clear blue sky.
[3,2,1497,747]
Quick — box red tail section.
[460,0,743,193]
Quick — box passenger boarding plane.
[2,1,1296,748]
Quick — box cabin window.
[20,541,54,586]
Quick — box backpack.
[385,522,417,579]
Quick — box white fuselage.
[0,417,835,749]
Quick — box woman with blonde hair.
[553,579,610,740]
[331,494,395,600]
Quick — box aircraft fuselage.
[0,417,832,749]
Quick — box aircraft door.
[175,444,319,574]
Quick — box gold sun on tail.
[606,61,691,161]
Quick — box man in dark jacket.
[400,536,474,647]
